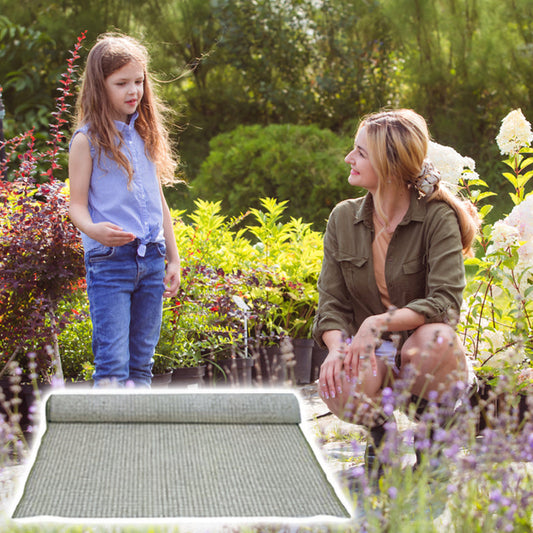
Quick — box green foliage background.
[192,123,359,229]
[1,0,533,221]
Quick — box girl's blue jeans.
[84,240,166,387]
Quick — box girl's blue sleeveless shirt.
[70,113,164,257]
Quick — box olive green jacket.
[312,190,465,348]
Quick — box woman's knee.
[401,323,459,363]
[400,323,467,384]
[319,381,385,425]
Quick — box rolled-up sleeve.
[312,209,356,347]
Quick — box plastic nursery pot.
[254,345,287,386]
[170,365,206,388]
[205,358,254,387]
[290,338,313,385]
[256,338,314,385]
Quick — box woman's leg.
[321,341,397,426]
[399,323,468,402]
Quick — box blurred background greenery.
[1,0,532,228]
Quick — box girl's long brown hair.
[359,109,480,256]
[74,33,179,186]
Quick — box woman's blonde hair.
[74,33,179,186]
[359,109,480,255]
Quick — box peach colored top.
[372,214,392,309]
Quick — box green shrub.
[190,123,361,231]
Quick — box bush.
[190,123,361,231]
[0,33,86,380]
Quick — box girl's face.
[345,126,379,193]
[104,60,144,123]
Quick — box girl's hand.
[163,261,181,298]
[89,222,136,247]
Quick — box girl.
[313,109,480,471]
[69,34,181,387]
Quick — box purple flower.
[447,483,457,494]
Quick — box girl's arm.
[160,186,180,298]
[69,133,135,246]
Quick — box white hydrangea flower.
[487,221,520,254]
[495,109,533,155]
[504,195,533,271]
[491,195,533,296]
[426,141,478,187]
[476,323,524,367]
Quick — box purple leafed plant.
[0,32,87,381]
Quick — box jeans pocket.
[86,245,115,264]
[156,243,166,257]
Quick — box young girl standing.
[69,34,181,387]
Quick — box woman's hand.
[344,318,379,383]
[318,347,346,400]
[318,318,381,400]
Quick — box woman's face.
[345,126,379,193]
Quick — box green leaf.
[464,257,484,267]
[476,191,497,201]
[518,157,533,169]
[502,172,518,187]
[479,204,493,218]
[509,192,522,205]
[467,178,489,188]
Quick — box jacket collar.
[354,188,427,227]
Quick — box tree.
[379,0,533,216]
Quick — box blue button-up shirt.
[71,113,164,256]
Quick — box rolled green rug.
[12,391,351,521]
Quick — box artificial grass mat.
[12,390,350,521]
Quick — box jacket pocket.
[402,257,424,275]
[335,251,371,300]
[398,256,426,298]
[335,251,369,269]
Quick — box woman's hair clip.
[415,158,440,198]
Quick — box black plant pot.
[0,379,42,443]
[205,358,254,387]
[255,338,314,385]
[469,377,530,434]
[311,342,328,382]
[255,345,287,386]
[151,372,172,387]
[291,338,313,385]
[170,365,206,388]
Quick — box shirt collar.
[354,188,427,227]
[114,112,139,133]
